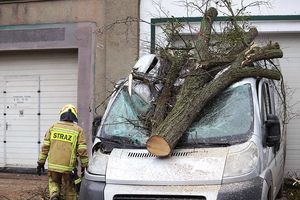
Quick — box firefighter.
[37,104,89,200]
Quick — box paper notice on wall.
[13,95,32,104]
[11,95,35,109]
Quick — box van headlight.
[88,150,109,176]
[223,141,259,178]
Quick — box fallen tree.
[137,2,284,156]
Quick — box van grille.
[127,151,195,158]
[113,194,206,200]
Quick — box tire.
[268,186,273,200]
[276,183,284,198]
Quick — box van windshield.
[100,83,253,148]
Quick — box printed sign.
[13,95,32,104]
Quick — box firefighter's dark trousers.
[48,171,77,200]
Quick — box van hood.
[106,148,229,185]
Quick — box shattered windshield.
[181,83,253,146]
[101,86,150,147]
[101,83,253,148]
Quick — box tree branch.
[242,42,283,66]
[195,7,218,61]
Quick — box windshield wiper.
[177,141,231,148]
[98,136,122,145]
[198,142,231,147]
[96,136,142,153]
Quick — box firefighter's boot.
[48,172,61,200]
[50,193,59,200]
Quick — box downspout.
[137,0,141,59]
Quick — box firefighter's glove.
[36,162,45,176]
[74,178,82,193]
[81,167,86,177]
[71,168,78,180]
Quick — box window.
[182,83,254,146]
[0,0,52,4]
[101,82,254,148]
[261,82,272,122]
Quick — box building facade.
[0,0,300,175]
[0,0,139,169]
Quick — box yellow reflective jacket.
[38,121,89,173]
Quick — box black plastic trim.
[217,177,264,200]
[79,178,105,200]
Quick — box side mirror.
[265,114,281,149]
[92,116,102,142]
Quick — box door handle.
[5,122,8,131]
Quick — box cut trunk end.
[146,135,171,157]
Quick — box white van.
[80,55,286,200]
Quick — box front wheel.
[267,186,273,200]
[276,183,284,198]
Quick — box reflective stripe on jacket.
[38,121,89,173]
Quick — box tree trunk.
[151,54,183,130]
[144,4,284,157]
[146,66,281,156]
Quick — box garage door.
[0,50,78,168]
[257,33,300,173]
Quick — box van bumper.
[80,176,264,200]
[217,177,264,200]
[79,177,105,200]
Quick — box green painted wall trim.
[151,15,300,24]
[150,22,156,53]
[150,15,300,53]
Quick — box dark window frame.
[0,0,60,4]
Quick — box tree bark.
[145,5,284,157]
[146,66,281,156]
[151,54,182,130]
[195,7,218,61]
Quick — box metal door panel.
[0,51,78,168]
[3,75,40,167]
[0,77,4,167]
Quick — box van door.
[259,80,284,194]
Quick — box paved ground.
[0,172,291,200]
[0,172,48,200]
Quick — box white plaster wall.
[140,0,300,55]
